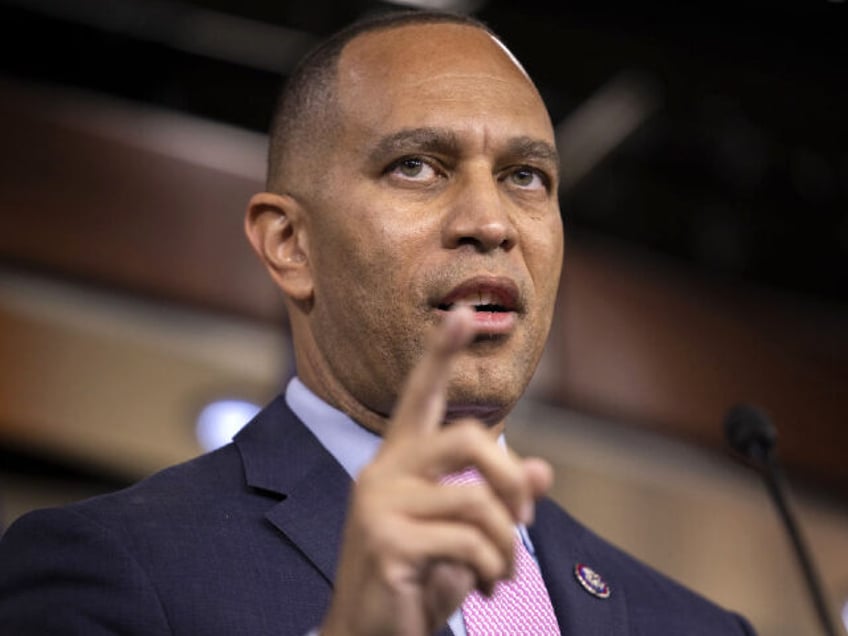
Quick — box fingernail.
[442,306,474,350]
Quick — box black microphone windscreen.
[723,403,777,460]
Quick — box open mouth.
[438,303,512,314]
[433,277,521,335]
[437,293,511,314]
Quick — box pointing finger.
[387,306,476,441]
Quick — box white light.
[841,597,848,633]
[383,0,486,12]
[196,400,261,451]
[555,71,661,193]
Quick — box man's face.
[296,23,563,425]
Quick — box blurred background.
[0,1,846,634]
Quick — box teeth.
[449,291,498,308]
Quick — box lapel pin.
[574,563,611,599]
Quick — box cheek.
[316,181,433,265]
[524,218,564,298]
[311,213,427,332]
[332,214,434,293]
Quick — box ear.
[244,192,313,302]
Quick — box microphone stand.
[757,448,839,636]
[726,401,842,636]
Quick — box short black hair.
[265,9,493,192]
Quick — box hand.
[320,307,553,636]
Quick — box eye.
[507,166,549,191]
[386,157,440,182]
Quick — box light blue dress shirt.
[285,376,541,636]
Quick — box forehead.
[334,23,553,142]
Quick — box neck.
[294,336,392,436]
[289,312,510,437]
[292,330,508,438]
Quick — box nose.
[442,170,517,252]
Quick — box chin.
[453,344,535,390]
[445,376,522,425]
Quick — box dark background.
[2,0,846,305]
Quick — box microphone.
[723,404,839,636]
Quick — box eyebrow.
[366,127,559,168]
[367,128,461,164]
[503,137,560,171]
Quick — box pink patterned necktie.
[442,469,561,635]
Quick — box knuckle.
[465,531,506,580]
[360,516,402,558]
[376,553,408,587]
[462,484,492,519]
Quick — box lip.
[445,404,504,424]
[433,276,521,336]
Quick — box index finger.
[387,306,476,441]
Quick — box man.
[0,10,756,635]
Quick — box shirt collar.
[285,376,510,479]
[285,376,382,479]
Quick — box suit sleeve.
[0,507,172,635]
[734,611,759,635]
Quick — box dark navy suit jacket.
[0,395,756,635]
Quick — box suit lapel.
[235,396,458,635]
[530,498,630,635]
[234,395,352,584]
[263,461,350,584]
